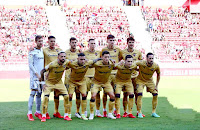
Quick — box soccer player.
[40,51,71,122]
[89,51,118,120]
[120,37,144,117]
[115,55,137,119]
[84,38,103,117]
[64,37,82,119]
[67,53,100,120]
[136,52,161,118]
[100,35,122,117]
[43,36,63,119]
[27,35,44,121]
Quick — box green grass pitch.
[0,76,200,129]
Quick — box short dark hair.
[48,36,55,40]
[127,37,135,43]
[102,51,110,56]
[78,53,85,57]
[35,35,43,42]
[107,34,115,40]
[58,51,66,56]
[146,52,154,58]
[125,55,133,60]
[88,38,95,42]
[70,37,77,42]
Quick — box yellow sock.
[152,95,158,113]
[42,96,49,114]
[81,97,87,114]
[76,97,81,113]
[96,93,101,110]
[69,99,72,114]
[123,97,128,112]
[103,93,107,109]
[54,96,59,113]
[90,99,95,114]
[63,95,69,113]
[128,97,134,114]
[137,96,142,113]
[115,97,120,114]
[108,99,115,113]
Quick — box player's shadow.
[0,97,200,129]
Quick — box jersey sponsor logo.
[48,54,57,57]
[114,49,116,52]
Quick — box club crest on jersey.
[114,49,116,52]
[133,53,136,57]
[95,52,98,56]
[83,66,86,68]
[63,65,66,68]
[109,66,111,68]
[151,68,154,71]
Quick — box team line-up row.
[27,35,160,122]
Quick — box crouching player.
[115,55,137,119]
[40,51,71,122]
[136,52,161,118]
[27,35,44,121]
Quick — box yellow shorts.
[115,79,134,94]
[90,80,113,94]
[108,74,115,84]
[44,80,68,95]
[86,77,102,92]
[136,78,157,94]
[68,79,87,95]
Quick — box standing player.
[115,55,137,118]
[136,52,160,118]
[100,35,122,117]
[40,51,71,122]
[67,53,101,120]
[84,39,103,117]
[43,36,63,119]
[64,37,82,119]
[89,51,117,120]
[120,37,144,117]
[27,35,44,121]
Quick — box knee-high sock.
[81,97,87,114]
[54,96,59,113]
[128,95,134,114]
[123,94,128,112]
[63,95,69,114]
[103,93,107,109]
[42,96,49,114]
[28,91,36,114]
[90,99,95,114]
[115,97,120,114]
[96,93,100,110]
[137,96,142,113]
[76,93,81,113]
[69,98,72,114]
[108,99,115,113]
[152,95,158,113]
[35,91,41,113]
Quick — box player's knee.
[152,93,158,96]
[82,96,87,100]
[76,94,81,99]
[115,94,120,98]
[30,91,36,97]
[137,93,143,96]
[110,94,115,99]
[36,94,41,98]
[69,94,73,99]
[54,96,59,100]
[110,98,115,102]
[63,94,69,100]
[129,94,134,98]
[90,98,95,102]
[69,96,72,101]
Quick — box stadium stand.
[62,5,132,51]
[0,5,51,70]
[142,6,200,63]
